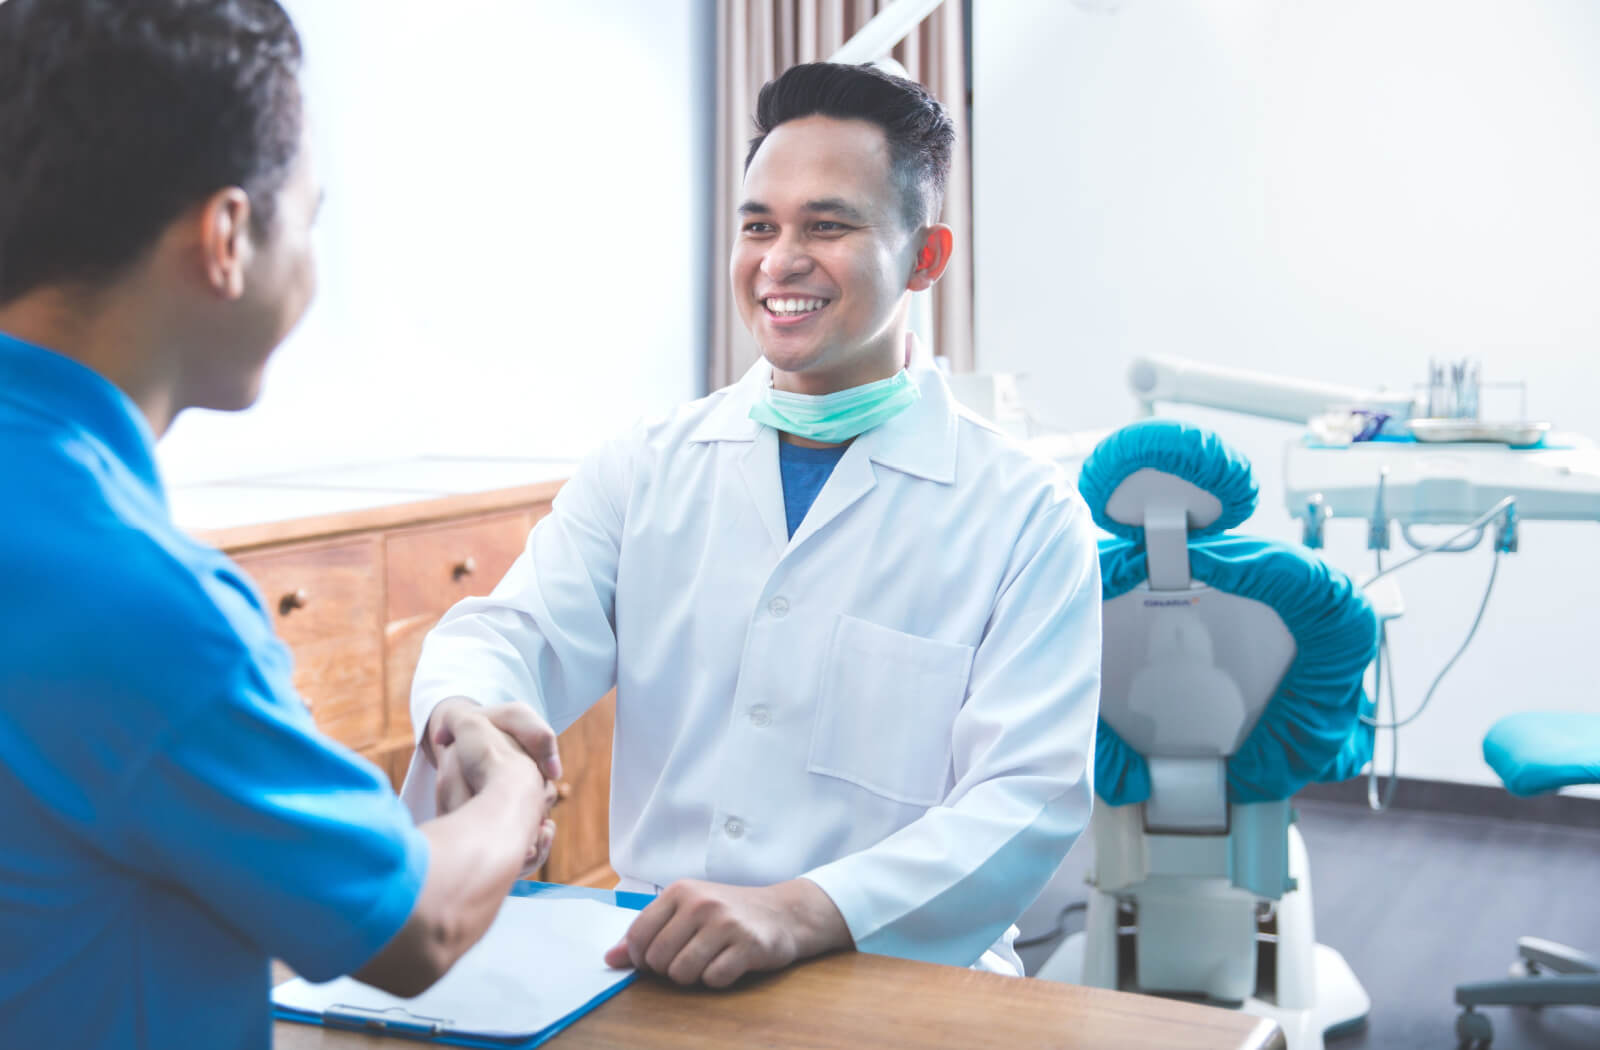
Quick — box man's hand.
[426,697,563,782]
[357,708,557,996]
[428,698,561,872]
[603,879,852,988]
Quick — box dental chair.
[1453,711,1600,1047]
[1035,420,1377,1050]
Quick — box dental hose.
[1358,496,1513,813]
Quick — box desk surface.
[274,952,1284,1050]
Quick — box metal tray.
[1407,419,1551,446]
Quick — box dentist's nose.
[760,235,813,281]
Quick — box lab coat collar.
[690,358,959,485]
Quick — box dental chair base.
[1041,935,1367,1050]
[1034,807,1370,1050]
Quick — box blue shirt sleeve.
[111,658,428,982]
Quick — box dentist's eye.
[742,222,775,235]
[813,222,848,233]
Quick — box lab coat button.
[767,596,789,617]
[749,705,771,728]
[724,818,745,839]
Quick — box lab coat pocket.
[807,614,976,808]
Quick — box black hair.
[0,0,304,305]
[746,62,955,230]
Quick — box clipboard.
[273,880,654,1048]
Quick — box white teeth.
[765,297,826,315]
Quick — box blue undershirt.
[778,439,849,537]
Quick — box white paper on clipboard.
[273,896,639,1039]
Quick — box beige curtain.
[710,0,975,390]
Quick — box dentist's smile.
[762,296,831,325]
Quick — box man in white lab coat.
[402,62,1101,985]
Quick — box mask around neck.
[748,370,921,444]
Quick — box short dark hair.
[746,62,955,230]
[0,0,304,305]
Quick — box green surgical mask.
[748,370,922,444]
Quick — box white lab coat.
[400,360,1101,975]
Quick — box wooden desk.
[273,954,1284,1050]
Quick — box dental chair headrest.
[1078,419,1259,542]
[1086,420,1377,810]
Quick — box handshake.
[413,697,853,989]
[424,697,564,876]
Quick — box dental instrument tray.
[1406,419,1550,447]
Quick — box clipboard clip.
[323,1002,454,1038]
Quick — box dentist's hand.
[427,697,563,873]
[604,879,851,988]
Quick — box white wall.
[975,0,1600,787]
[158,0,714,483]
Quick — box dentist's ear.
[906,224,954,291]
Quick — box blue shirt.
[0,332,429,1049]
[778,439,849,537]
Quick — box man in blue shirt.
[0,2,561,1046]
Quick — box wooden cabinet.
[382,510,538,748]
[195,479,615,889]
[235,538,386,750]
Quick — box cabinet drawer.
[234,538,384,749]
[385,512,534,623]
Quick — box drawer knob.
[555,781,573,802]
[452,556,478,581]
[278,589,310,615]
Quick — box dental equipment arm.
[1128,354,1418,425]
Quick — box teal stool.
[1453,711,1600,1046]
